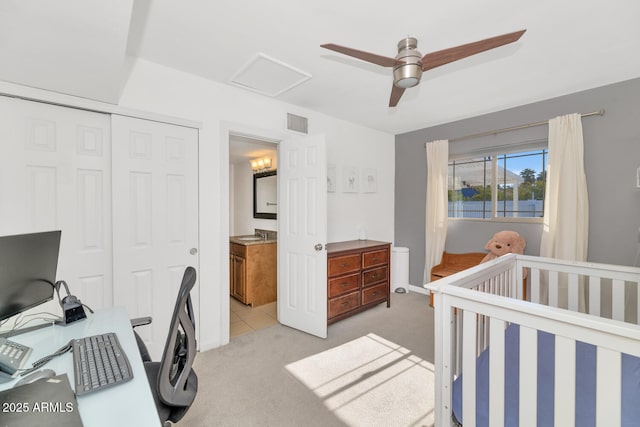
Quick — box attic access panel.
[230,53,311,97]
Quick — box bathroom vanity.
[229,232,277,307]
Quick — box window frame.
[448,140,548,223]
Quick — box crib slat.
[462,310,477,427]
[549,271,559,307]
[612,279,625,321]
[531,268,540,303]
[519,326,537,427]
[554,336,576,426]
[637,280,640,325]
[589,276,601,316]
[509,269,517,298]
[568,273,579,312]
[489,319,505,427]
[454,312,462,376]
[477,316,484,355]
[515,264,523,300]
[596,348,621,426]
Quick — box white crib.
[426,253,640,427]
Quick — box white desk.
[0,307,160,426]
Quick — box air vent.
[230,53,312,97]
[286,113,308,134]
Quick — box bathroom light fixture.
[250,157,272,172]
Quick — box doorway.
[229,134,279,338]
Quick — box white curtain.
[540,113,589,308]
[540,113,589,261]
[424,140,449,284]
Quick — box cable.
[10,314,60,331]
[18,340,73,376]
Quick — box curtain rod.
[449,109,605,142]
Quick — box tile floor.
[230,297,278,338]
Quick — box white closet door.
[0,96,112,312]
[112,115,199,361]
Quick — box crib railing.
[427,254,640,427]
[516,254,640,323]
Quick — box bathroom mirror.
[254,170,277,219]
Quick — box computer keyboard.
[72,332,133,396]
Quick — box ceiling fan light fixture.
[395,76,419,88]
[393,62,422,88]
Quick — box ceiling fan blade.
[389,84,406,107]
[421,29,526,72]
[321,43,401,67]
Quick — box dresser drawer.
[328,272,360,298]
[362,266,387,286]
[362,249,388,269]
[328,254,361,277]
[328,291,360,318]
[362,283,387,305]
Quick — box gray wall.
[395,78,640,286]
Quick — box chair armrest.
[131,316,153,328]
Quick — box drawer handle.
[372,274,378,279]
[372,258,379,262]
[372,292,378,296]
[340,283,349,287]
[341,263,350,268]
[341,301,350,306]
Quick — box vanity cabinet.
[230,241,277,307]
[326,240,391,324]
[230,250,246,301]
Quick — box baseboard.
[408,284,429,295]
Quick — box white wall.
[230,160,278,236]
[115,58,396,350]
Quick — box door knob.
[314,243,323,251]
[190,248,198,255]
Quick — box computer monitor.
[0,230,61,322]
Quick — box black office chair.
[132,266,198,426]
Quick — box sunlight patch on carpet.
[286,333,434,426]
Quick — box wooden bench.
[429,251,486,306]
[429,251,528,306]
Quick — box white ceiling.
[3,1,640,135]
[0,0,133,103]
[229,134,277,166]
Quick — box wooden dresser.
[326,240,391,324]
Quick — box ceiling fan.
[321,29,526,107]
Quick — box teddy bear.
[481,230,526,264]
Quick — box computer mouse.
[14,369,56,387]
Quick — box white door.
[0,96,113,311]
[278,134,327,338]
[112,115,199,360]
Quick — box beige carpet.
[179,292,435,427]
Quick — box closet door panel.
[112,115,199,361]
[0,96,113,315]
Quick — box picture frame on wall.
[342,166,359,193]
[327,164,337,193]
[362,168,377,193]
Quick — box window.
[448,146,548,221]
